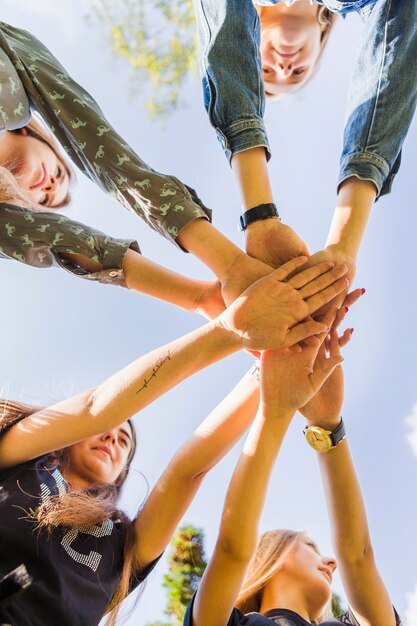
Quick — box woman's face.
[3,131,70,208]
[280,536,337,608]
[258,3,322,96]
[66,421,134,488]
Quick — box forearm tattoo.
[136,352,172,395]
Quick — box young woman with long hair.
[184,316,400,626]
[0,19,308,313]
[0,260,349,625]
[194,0,417,297]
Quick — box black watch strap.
[239,203,280,231]
[330,418,346,447]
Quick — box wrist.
[176,219,243,280]
[244,214,281,233]
[304,416,342,431]
[240,204,280,232]
[213,314,244,351]
[261,401,295,423]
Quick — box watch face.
[305,427,332,453]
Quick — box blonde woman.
[0,260,348,625]
[194,0,417,293]
[184,322,400,626]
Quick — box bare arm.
[123,248,225,319]
[192,311,343,626]
[0,258,347,468]
[232,148,310,269]
[302,331,396,626]
[0,321,239,470]
[133,370,260,567]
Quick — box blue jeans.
[194,0,417,197]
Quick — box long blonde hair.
[236,530,333,625]
[1,114,74,209]
[0,399,139,626]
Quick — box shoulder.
[0,454,61,486]
[330,607,403,626]
[184,596,274,626]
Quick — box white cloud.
[406,584,417,626]
[405,402,417,456]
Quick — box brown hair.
[236,529,332,625]
[236,530,303,613]
[0,399,139,626]
[316,7,338,67]
[4,114,74,209]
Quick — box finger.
[332,305,348,331]
[339,328,354,348]
[298,264,348,299]
[283,320,328,347]
[305,277,350,315]
[319,304,339,331]
[303,336,322,348]
[311,354,344,389]
[329,328,342,358]
[341,288,365,309]
[272,256,309,282]
[287,262,334,289]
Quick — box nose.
[102,431,117,445]
[42,175,57,193]
[323,556,337,573]
[276,57,293,78]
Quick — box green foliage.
[89,0,197,119]
[147,524,207,626]
[331,592,346,617]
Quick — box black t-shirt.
[184,595,403,626]
[0,456,153,626]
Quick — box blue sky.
[1,2,417,625]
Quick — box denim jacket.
[195,0,417,197]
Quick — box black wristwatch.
[239,203,280,231]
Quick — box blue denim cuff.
[215,118,271,163]
[338,152,391,199]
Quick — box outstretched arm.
[133,369,260,567]
[301,331,396,626]
[0,257,348,469]
[192,308,343,626]
[193,0,308,269]
[310,0,417,286]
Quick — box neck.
[259,583,318,623]
[62,468,92,491]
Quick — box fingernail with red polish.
[344,306,349,313]
[361,288,366,294]
[350,328,355,333]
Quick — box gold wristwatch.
[303,418,346,453]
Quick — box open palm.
[221,257,349,350]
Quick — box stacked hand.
[219,256,349,351]
[260,305,345,413]
[245,218,310,269]
[299,287,363,426]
